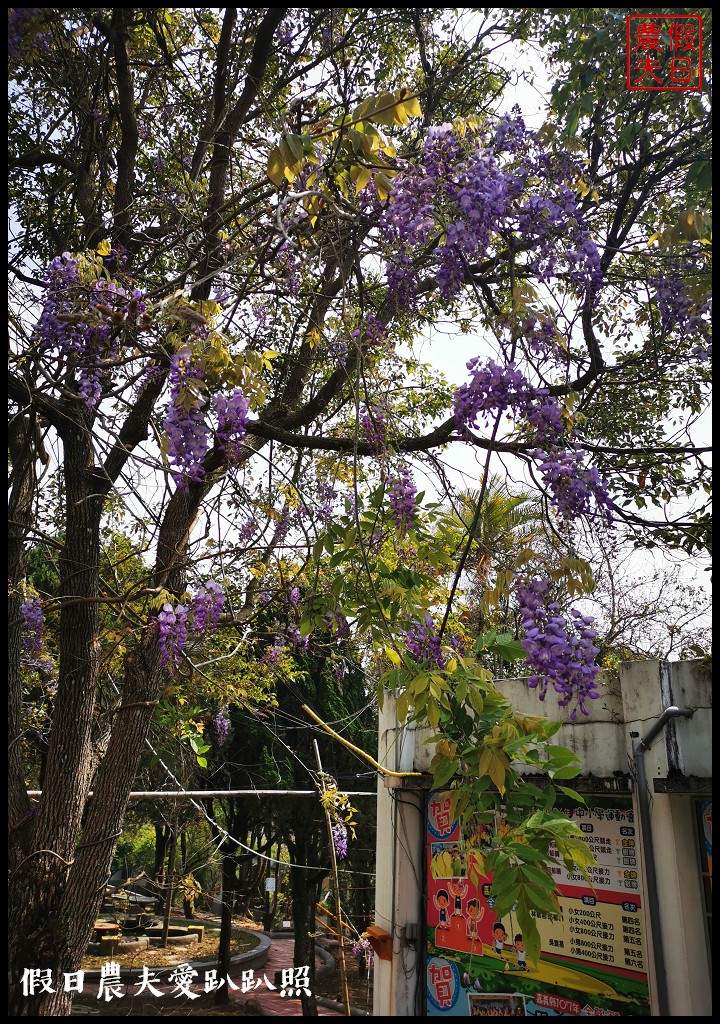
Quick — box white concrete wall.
[373,702,425,1018]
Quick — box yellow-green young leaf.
[396,689,410,723]
[399,92,422,118]
[385,647,401,666]
[96,239,112,256]
[353,166,373,193]
[427,697,440,731]
[477,745,509,794]
[555,837,596,885]
[347,128,374,157]
[445,658,457,674]
[267,145,287,186]
[433,757,460,789]
[467,687,484,716]
[374,171,393,201]
[370,92,398,127]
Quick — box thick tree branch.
[110,9,139,252]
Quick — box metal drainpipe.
[633,705,694,1017]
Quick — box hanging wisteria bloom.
[20,598,44,655]
[32,247,146,412]
[19,597,54,676]
[213,707,230,747]
[213,387,250,463]
[352,935,375,969]
[156,602,189,670]
[191,581,225,634]
[332,820,348,860]
[402,613,467,671]
[388,461,417,533]
[454,358,613,527]
[515,577,602,719]
[163,347,210,491]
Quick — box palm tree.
[449,478,541,675]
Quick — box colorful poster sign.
[426,793,650,1016]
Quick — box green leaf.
[685,160,712,192]
[519,862,557,891]
[514,900,542,967]
[519,879,560,916]
[555,785,586,805]
[506,843,547,864]
[489,865,520,897]
[433,757,460,789]
[284,133,305,163]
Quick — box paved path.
[236,935,343,1016]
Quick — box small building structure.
[372,659,711,1017]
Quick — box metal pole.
[25,789,377,799]
[633,705,694,1017]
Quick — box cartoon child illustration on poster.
[466,898,485,942]
[512,933,529,971]
[433,889,451,931]
[448,877,468,918]
[491,921,508,958]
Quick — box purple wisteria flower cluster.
[388,462,417,532]
[453,359,546,433]
[351,936,375,968]
[191,581,225,633]
[331,820,348,860]
[454,358,613,526]
[213,707,230,747]
[651,269,712,361]
[20,598,44,654]
[33,250,146,411]
[515,578,602,719]
[163,347,210,491]
[532,447,614,526]
[155,580,226,671]
[352,315,386,347]
[8,8,51,64]
[163,348,250,491]
[402,613,467,670]
[360,404,387,456]
[213,387,249,463]
[19,598,54,676]
[157,602,189,670]
[379,117,602,306]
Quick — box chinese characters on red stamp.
[626,14,703,90]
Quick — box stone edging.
[80,929,271,981]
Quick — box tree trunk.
[290,863,325,1017]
